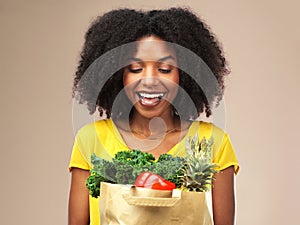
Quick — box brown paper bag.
[100,182,212,225]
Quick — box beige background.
[1,0,299,224]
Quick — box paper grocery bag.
[99,182,212,225]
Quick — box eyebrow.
[127,55,176,63]
[158,55,176,62]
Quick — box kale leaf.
[153,154,186,188]
[86,150,185,198]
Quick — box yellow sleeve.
[212,133,239,174]
[69,135,91,171]
[68,122,98,171]
[68,120,117,172]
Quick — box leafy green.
[113,150,155,184]
[114,150,155,167]
[86,150,185,198]
[153,154,186,188]
[85,154,117,198]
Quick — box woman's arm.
[212,166,236,225]
[68,168,90,225]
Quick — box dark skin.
[212,166,235,225]
[68,168,90,225]
[69,35,236,225]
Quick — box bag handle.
[122,186,182,207]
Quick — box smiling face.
[123,36,179,120]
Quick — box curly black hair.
[73,7,229,120]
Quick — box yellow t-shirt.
[69,119,239,225]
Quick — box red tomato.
[134,172,176,190]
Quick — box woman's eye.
[158,68,172,74]
[128,67,143,73]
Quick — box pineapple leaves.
[182,134,219,192]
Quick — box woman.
[69,7,239,225]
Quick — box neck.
[129,110,179,136]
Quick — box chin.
[132,101,172,119]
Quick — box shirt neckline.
[109,119,200,154]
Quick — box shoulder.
[193,120,227,136]
[76,119,113,135]
[192,120,230,149]
[72,119,117,162]
[78,119,112,133]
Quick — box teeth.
[138,92,164,99]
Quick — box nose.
[140,65,159,86]
[140,77,160,86]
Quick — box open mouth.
[136,92,166,106]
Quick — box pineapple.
[180,133,219,192]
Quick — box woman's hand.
[212,166,236,225]
[68,168,90,225]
